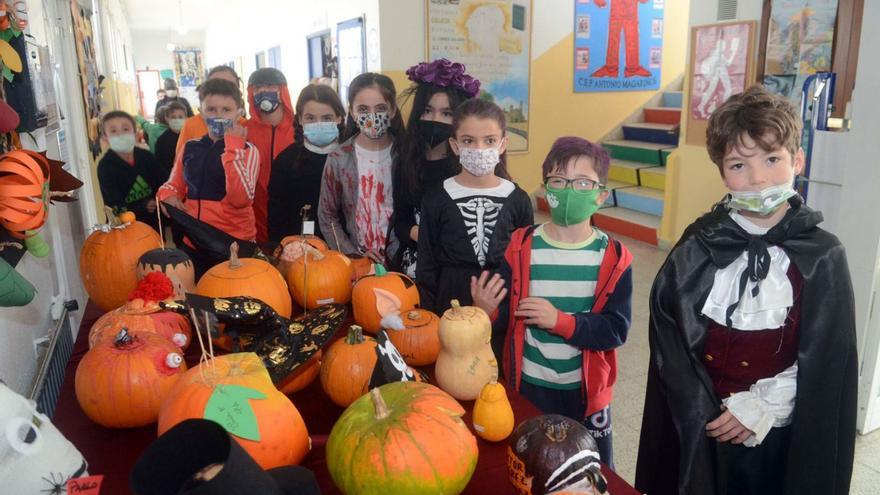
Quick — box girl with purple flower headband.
[389,59,481,277]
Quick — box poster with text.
[690,23,751,120]
[574,0,665,93]
[427,0,532,152]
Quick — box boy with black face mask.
[390,59,479,277]
[244,68,296,243]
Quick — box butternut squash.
[435,299,499,401]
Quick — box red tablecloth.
[53,302,640,495]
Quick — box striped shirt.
[521,225,608,390]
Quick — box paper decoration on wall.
[0,255,35,306]
[427,0,532,152]
[573,0,665,92]
[173,48,204,88]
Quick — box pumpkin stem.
[228,242,241,269]
[114,328,134,347]
[370,388,390,420]
[407,310,420,320]
[345,325,366,345]
[450,299,461,312]
[374,264,387,277]
[302,243,325,260]
[542,420,571,443]
[104,206,120,227]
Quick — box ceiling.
[123,0,218,31]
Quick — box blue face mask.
[303,122,339,147]
[205,117,234,137]
[255,91,280,113]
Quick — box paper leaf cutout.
[203,384,266,441]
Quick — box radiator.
[29,300,79,419]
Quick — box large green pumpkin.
[326,381,478,495]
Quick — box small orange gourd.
[435,300,499,401]
[472,380,515,442]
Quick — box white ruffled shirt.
[700,210,797,447]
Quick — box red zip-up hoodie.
[494,225,633,416]
[244,85,296,242]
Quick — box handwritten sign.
[67,475,104,495]
[203,384,266,441]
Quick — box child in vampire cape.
[635,85,857,495]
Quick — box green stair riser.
[604,143,662,165]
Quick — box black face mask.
[418,120,453,148]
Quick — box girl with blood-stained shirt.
[317,73,405,264]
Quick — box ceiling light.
[166,43,176,52]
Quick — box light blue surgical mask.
[303,122,339,147]
[108,133,136,154]
[205,117,234,137]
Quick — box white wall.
[203,0,380,102]
[131,29,206,71]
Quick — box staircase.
[535,85,683,246]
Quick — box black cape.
[635,196,857,495]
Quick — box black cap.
[248,68,287,87]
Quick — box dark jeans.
[519,380,615,469]
[722,425,792,495]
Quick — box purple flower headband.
[406,59,481,98]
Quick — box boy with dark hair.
[471,136,633,466]
[635,85,857,495]
[96,110,162,231]
[154,100,188,182]
[158,79,259,276]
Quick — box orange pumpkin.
[277,351,322,395]
[197,243,292,349]
[348,255,373,281]
[75,329,186,428]
[88,298,191,350]
[326,382,478,494]
[118,210,136,224]
[158,352,310,469]
[79,208,162,311]
[287,247,353,309]
[388,309,441,366]
[319,325,378,407]
[277,235,328,277]
[351,264,420,334]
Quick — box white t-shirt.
[354,143,394,254]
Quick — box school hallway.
[594,217,880,491]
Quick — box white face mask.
[108,133,136,154]
[167,118,186,132]
[165,89,178,98]
[727,182,797,215]
[458,146,500,176]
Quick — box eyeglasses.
[544,176,605,192]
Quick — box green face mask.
[545,186,602,226]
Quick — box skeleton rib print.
[456,196,503,267]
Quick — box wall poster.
[762,0,838,103]
[686,21,758,146]
[573,0,665,93]
[426,0,532,152]
[173,48,204,89]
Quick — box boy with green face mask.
[471,136,633,467]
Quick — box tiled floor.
[602,231,880,491]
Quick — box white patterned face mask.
[727,182,796,215]
[356,111,390,139]
[458,146,500,176]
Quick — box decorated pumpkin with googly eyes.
[75,328,186,428]
[0,381,88,494]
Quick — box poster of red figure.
[574,0,665,92]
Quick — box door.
[136,70,161,119]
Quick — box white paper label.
[473,423,485,433]
[302,221,315,235]
[316,297,335,305]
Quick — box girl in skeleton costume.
[391,59,480,278]
[417,98,533,315]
